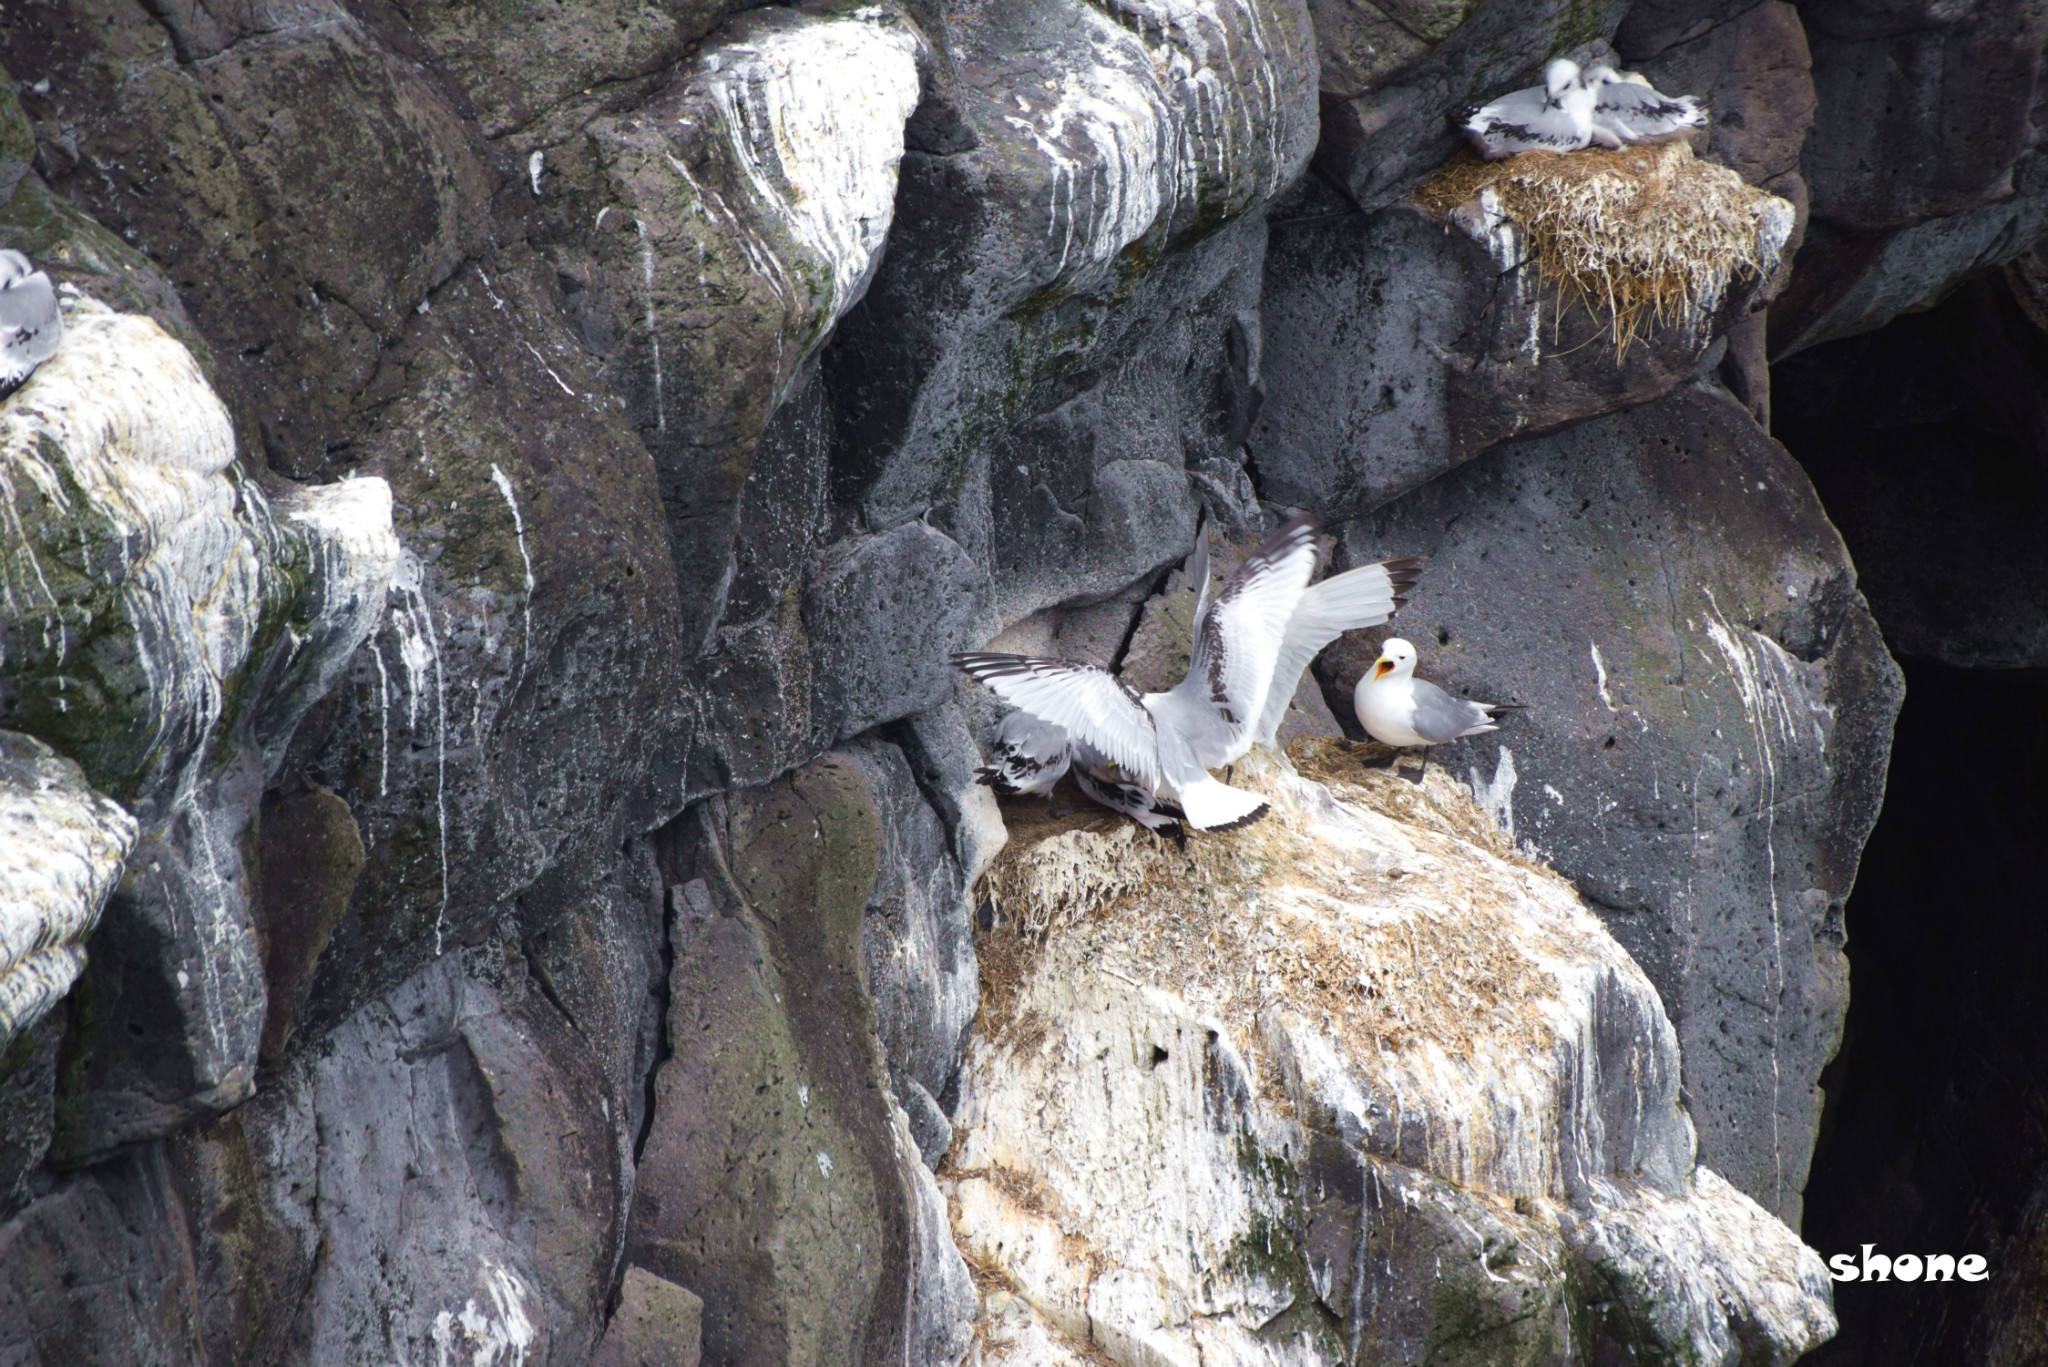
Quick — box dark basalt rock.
[1772,0,2048,352]
[627,760,972,1367]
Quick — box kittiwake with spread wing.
[956,512,1419,831]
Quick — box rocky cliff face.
[0,0,2035,1361]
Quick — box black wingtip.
[1209,802,1272,832]
[1381,556,1427,590]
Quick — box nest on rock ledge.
[972,741,1549,1063]
[1412,140,1790,356]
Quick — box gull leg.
[1402,748,1429,786]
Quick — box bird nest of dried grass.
[1411,140,1791,356]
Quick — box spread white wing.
[952,653,1159,792]
[1251,556,1425,748]
[1160,513,1320,768]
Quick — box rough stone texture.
[840,735,980,1167]
[0,303,398,1159]
[1324,383,1902,1226]
[0,1147,206,1367]
[590,1266,704,1367]
[953,756,1835,1365]
[1254,176,1791,520]
[1771,0,2048,352]
[1799,0,2048,233]
[524,6,921,655]
[627,760,973,1367]
[254,784,366,1063]
[824,0,1320,625]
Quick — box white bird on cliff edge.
[1584,65,1709,148]
[1464,58,1598,160]
[0,250,62,398]
[957,512,1423,832]
[1354,637,1520,785]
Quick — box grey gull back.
[1585,66,1708,148]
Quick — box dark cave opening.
[1774,273,2048,1365]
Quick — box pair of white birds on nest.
[1465,58,1707,160]
[954,513,1517,839]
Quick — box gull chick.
[0,250,62,397]
[1584,65,1708,148]
[1353,637,1517,784]
[975,710,1071,799]
[957,512,1419,831]
[1071,744,1187,849]
[1464,58,1597,160]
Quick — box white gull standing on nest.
[1585,65,1709,147]
[1354,637,1521,784]
[1463,58,1597,160]
[0,250,62,397]
[957,513,1422,831]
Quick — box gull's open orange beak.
[1373,659,1395,680]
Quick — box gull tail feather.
[1177,776,1271,831]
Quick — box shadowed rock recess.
[0,0,2035,1358]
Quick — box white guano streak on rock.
[1699,586,1810,1213]
[1008,47,1171,283]
[429,1261,537,1367]
[1007,0,1309,287]
[487,464,535,676]
[373,643,391,798]
[700,14,919,333]
[1468,744,1517,842]
[1591,641,1617,712]
[635,219,665,435]
[391,552,450,955]
[0,746,137,1045]
[1,302,398,1098]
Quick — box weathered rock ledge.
[948,746,1834,1366]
